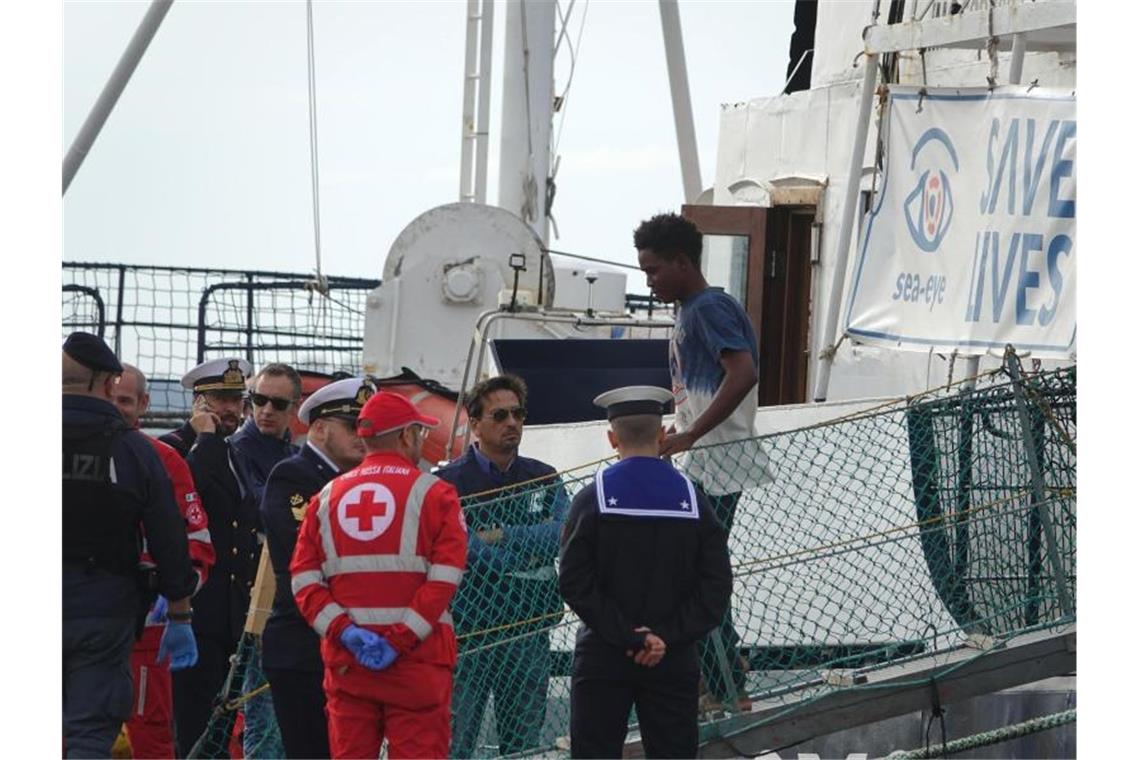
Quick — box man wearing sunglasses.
[159,356,264,757]
[436,374,570,758]
[227,363,301,759]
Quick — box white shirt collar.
[305,441,340,473]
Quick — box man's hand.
[477,527,504,545]
[189,398,220,434]
[157,620,198,671]
[627,626,667,667]
[340,624,398,671]
[659,430,698,458]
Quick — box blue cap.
[63,331,123,374]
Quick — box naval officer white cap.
[180,357,253,392]
[592,385,674,420]
[298,377,375,425]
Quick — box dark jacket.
[229,418,297,508]
[64,395,197,620]
[559,456,732,653]
[435,445,569,648]
[259,443,338,672]
[160,421,259,643]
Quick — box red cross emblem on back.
[336,482,396,542]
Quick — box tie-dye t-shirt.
[669,287,775,495]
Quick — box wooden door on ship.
[681,204,814,406]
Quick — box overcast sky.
[63,0,795,289]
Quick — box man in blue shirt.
[635,212,775,713]
[436,374,569,757]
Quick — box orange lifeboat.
[293,368,467,465]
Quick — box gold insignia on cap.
[222,360,245,386]
[289,493,305,506]
[355,384,374,406]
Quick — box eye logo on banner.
[904,128,959,253]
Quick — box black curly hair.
[632,212,703,266]
[466,374,528,419]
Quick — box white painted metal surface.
[362,203,557,388]
[498,0,557,246]
[658,0,703,203]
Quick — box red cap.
[356,391,440,438]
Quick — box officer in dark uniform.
[559,385,733,759]
[159,357,261,757]
[259,376,373,759]
[63,332,200,757]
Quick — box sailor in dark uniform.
[159,356,261,757]
[259,377,374,759]
[559,386,733,759]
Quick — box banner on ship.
[844,86,1076,359]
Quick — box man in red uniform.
[291,391,468,759]
[113,364,217,759]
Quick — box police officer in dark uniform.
[159,357,261,757]
[559,386,733,759]
[259,377,373,759]
[63,332,200,757]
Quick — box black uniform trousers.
[570,638,699,759]
[62,615,138,758]
[262,666,330,759]
[172,632,237,758]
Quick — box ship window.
[701,233,749,306]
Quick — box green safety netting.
[187,358,1075,759]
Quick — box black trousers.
[263,665,330,759]
[570,637,699,759]
[63,616,138,758]
[172,633,236,758]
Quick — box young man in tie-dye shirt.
[634,211,775,712]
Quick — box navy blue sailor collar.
[594,456,699,520]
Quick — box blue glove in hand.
[157,621,198,671]
[340,624,398,671]
[146,595,169,626]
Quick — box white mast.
[459,0,495,204]
[497,0,556,246]
[658,0,702,204]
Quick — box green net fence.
[187,359,1075,758]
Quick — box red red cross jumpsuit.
[291,449,467,759]
[126,437,216,759]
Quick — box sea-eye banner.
[844,86,1076,359]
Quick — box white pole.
[811,53,879,402]
[658,0,702,203]
[474,0,495,204]
[1008,32,1027,86]
[459,0,480,202]
[63,0,173,194]
[498,0,556,246]
[962,32,1026,386]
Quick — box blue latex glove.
[146,595,169,626]
[157,621,199,671]
[340,624,398,671]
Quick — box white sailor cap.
[592,385,674,420]
[298,377,375,425]
[181,357,253,393]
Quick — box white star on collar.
[608,497,618,506]
[680,500,689,509]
